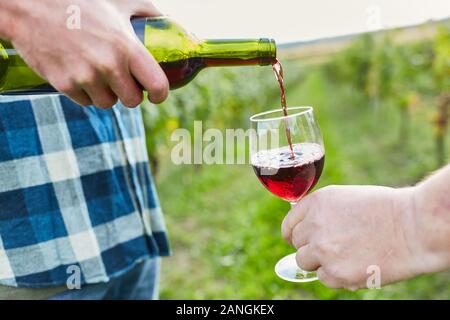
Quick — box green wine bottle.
[0,16,277,95]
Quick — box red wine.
[251,143,325,202]
[0,57,273,95]
[160,57,274,89]
[272,59,295,159]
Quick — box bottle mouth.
[258,38,277,66]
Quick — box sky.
[153,0,450,44]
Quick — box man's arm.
[0,0,168,107]
[413,165,450,274]
[281,165,450,290]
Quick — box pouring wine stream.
[272,59,295,160]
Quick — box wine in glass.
[250,106,325,282]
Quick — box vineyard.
[141,22,450,299]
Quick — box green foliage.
[142,24,450,299]
[156,68,449,299]
[432,26,450,90]
[324,34,374,94]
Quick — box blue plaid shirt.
[0,95,170,288]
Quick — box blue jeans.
[48,258,160,300]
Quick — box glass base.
[275,253,318,282]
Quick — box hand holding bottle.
[0,0,169,107]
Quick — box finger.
[296,244,320,272]
[83,82,118,109]
[129,43,169,104]
[130,0,163,16]
[116,0,163,17]
[291,221,311,249]
[281,201,309,244]
[50,78,93,107]
[108,68,144,108]
[317,267,341,289]
[64,89,93,107]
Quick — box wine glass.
[249,106,325,282]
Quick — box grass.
[153,66,450,299]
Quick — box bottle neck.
[132,17,277,66]
[197,38,277,67]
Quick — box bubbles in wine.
[251,143,324,169]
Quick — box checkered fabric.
[0,95,170,288]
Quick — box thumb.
[129,0,163,17]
